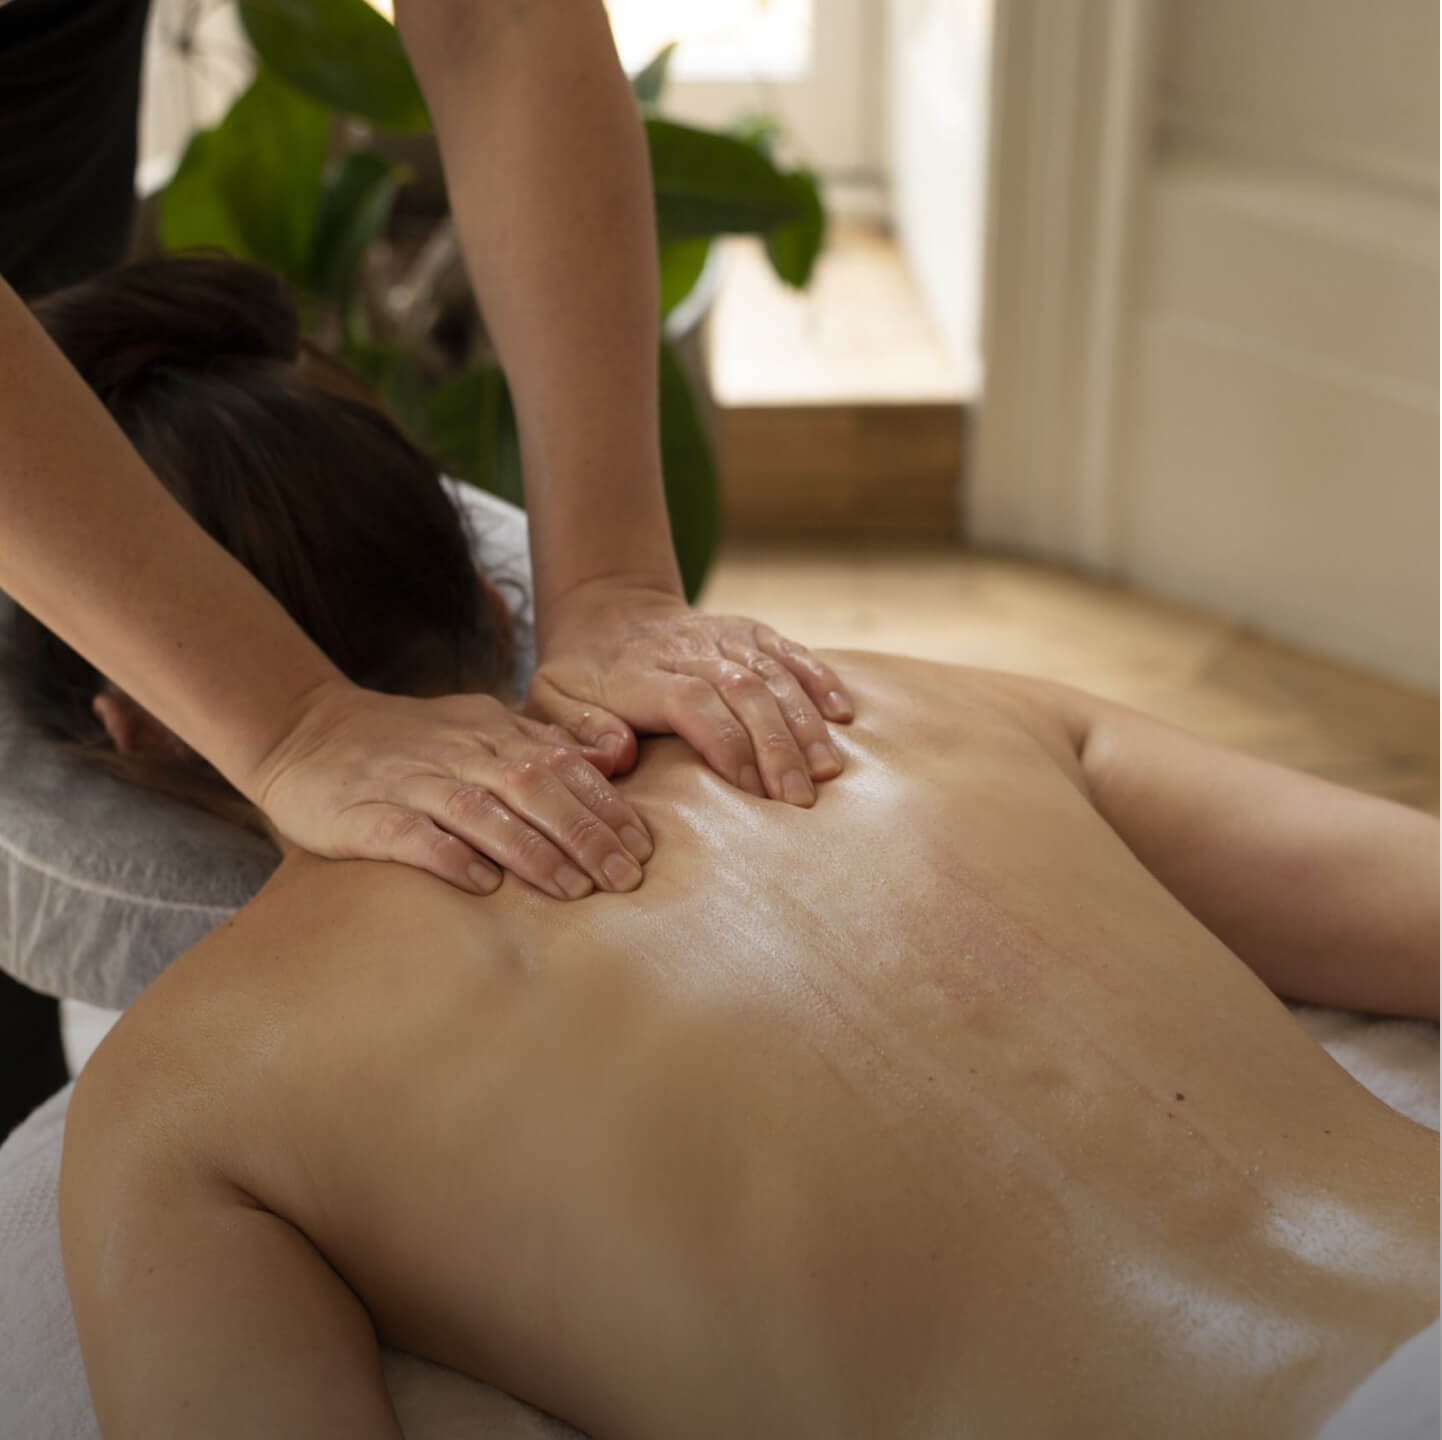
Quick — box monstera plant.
[158,0,827,599]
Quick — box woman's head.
[11,255,514,816]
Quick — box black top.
[0,0,151,297]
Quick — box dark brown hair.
[10,255,514,819]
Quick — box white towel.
[1315,1318,1440,1440]
[0,1083,582,1440]
[1,1005,1435,1440]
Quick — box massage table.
[0,490,1435,1437]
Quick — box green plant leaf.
[658,237,711,319]
[310,149,408,303]
[630,40,677,107]
[765,166,826,289]
[731,112,782,159]
[158,67,330,285]
[422,365,524,505]
[658,342,719,601]
[239,0,429,132]
[422,366,488,481]
[647,118,808,242]
[155,127,252,261]
[343,340,429,439]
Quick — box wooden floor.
[707,229,971,408]
[704,543,1440,813]
[705,229,968,541]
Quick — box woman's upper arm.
[60,1024,404,1440]
[1021,679,1440,1019]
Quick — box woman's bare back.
[63,654,1438,1440]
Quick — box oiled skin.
[76,654,1438,1439]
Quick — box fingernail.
[806,742,841,779]
[468,862,501,894]
[602,852,643,891]
[555,864,592,900]
[782,769,815,806]
[620,825,653,862]
[739,765,765,797]
[824,691,852,721]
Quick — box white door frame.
[967,0,1158,568]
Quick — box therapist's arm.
[395,0,854,806]
[0,277,651,899]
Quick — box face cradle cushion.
[0,483,534,1011]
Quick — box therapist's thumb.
[525,674,638,777]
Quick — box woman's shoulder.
[815,649,1087,780]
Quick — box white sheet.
[0,1081,583,1440]
[0,1004,1434,1439]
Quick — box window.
[605,0,812,81]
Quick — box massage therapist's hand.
[248,681,652,900]
[527,583,854,807]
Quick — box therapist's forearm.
[396,0,682,641]
[0,277,346,794]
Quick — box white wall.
[973,0,1439,691]
[137,0,254,191]
[1119,0,1439,689]
[1157,0,1436,191]
[653,0,888,200]
[885,0,990,387]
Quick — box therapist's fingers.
[524,674,639,778]
[404,776,593,900]
[650,674,762,795]
[719,639,843,783]
[499,743,654,868]
[406,757,647,899]
[345,803,507,895]
[752,623,854,723]
[665,658,816,806]
[249,684,651,896]
[502,713,649,858]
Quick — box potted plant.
[158,1,827,599]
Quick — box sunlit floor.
[703,541,1440,813]
[708,228,971,408]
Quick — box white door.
[974,0,1438,690]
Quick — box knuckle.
[561,809,606,852]
[508,824,555,865]
[717,665,761,700]
[760,728,800,756]
[376,809,430,850]
[711,720,750,752]
[500,756,544,792]
[540,744,581,773]
[442,784,503,828]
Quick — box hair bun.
[33,254,301,399]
